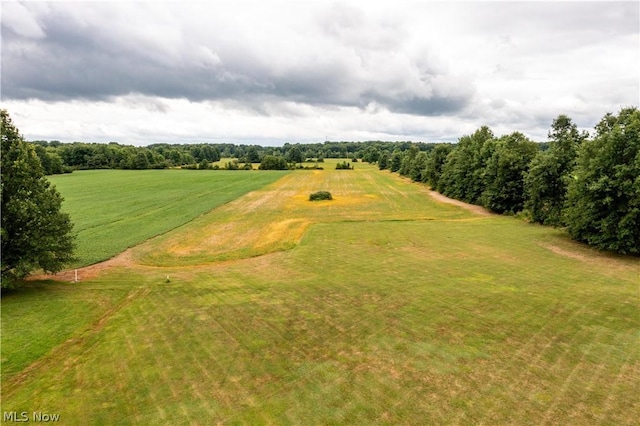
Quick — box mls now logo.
[2,412,28,422]
[3,412,61,422]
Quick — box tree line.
[377,108,639,255]
[29,138,450,174]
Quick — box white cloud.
[1,1,46,38]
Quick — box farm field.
[2,161,639,425]
[47,169,287,267]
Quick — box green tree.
[246,146,261,163]
[438,126,495,204]
[33,144,64,175]
[203,145,221,162]
[399,144,419,177]
[409,151,429,183]
[525,115,586,226]
[132,151,150,169]
[166,149,184,166]
[565,107,640,254]
[424,143,454,188]
[1,110,75,287]
[481,132,537,214]
[286,145,303,165]
[198,158,211,170]
[259,155,289,170]
[378,152,389,170]
[363,146,380,163]
[389,150,403,173]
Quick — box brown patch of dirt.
[540,243,640,275]
[28,249,138,283]
[542,244,591,262]
[427,190,493,216]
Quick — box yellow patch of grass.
[254,218,310,250]
[131,166,477,267]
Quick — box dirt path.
[427,190,493,216]
[28,248,138,282]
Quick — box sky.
[2,0,639,146]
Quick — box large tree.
[525,115,586,226]
[564,107,640,254]
[398,144,419,177]
[423,143,454,189]
[1,110,75,287]
[259,155,288,170]
[437,126,495,204]
[286,145,303,165]
[389,150,403,173]
[481,132,538,214]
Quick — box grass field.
[2,161,639,425]
[47,169,287,267]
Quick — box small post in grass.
[74,269,78,283]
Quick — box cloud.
[1,1,46,39]
[1,1,637,145]
[1,1,474,116]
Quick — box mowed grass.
[3,161,639,425]
[48,169,287,266]
[133,161,470,267]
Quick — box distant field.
[3,162,639,424]
[48,169,288,266]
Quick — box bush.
[335,161,352,170]
[259,155,289,170]
[309,191,333,201]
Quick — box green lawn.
[48,169,288,266]
[3,163,639,424]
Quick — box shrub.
[335,161,352,170]
[259,155,289,170]
[309,191,333,201]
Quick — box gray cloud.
[1,2,474,116]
